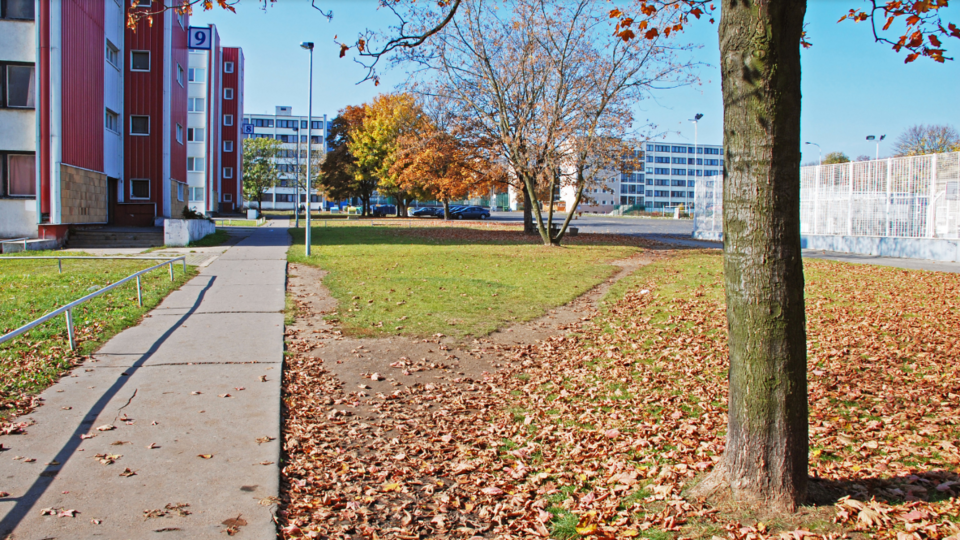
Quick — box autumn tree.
[823,151,851,164]
[319,105,377,215]
[241,136,282,210]
[408,0,693,245]
[348,93,429,217]
[892,124,960,156]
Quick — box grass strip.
[287,223,641,339]
[0,252,196,412]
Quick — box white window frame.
[130,115,150,136]
[105,108,119,134]
[223,140,233,152]
[130,50,150,72]
[176,123,183,144]
[223,167,233,179]
[223,88,234,100]
[224,61,234,73]
[133,0,152,6]
[187,157,205,172]
[188,97,205,113]
[223,114,234,126]
[105,39,120,69]
[187,127,204,142]
[130,178,150,200]
[176,64,184,86]
[177,182,184,202]
[223,193,233,202]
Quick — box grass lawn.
[489,251,960,538]
[287,223,643,339]
[187,229,230,247]
[213,219,261,227]
[0,252,195,415]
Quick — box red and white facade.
[0,1,244,241]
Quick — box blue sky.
[193,1,960,164]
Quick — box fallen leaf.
[96,424,115,432]
[198,454,213,459]
[119,468,136,477]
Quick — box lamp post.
[866,134,886,160]
[292,125,300,229]
[804,141,822,166]
[301,41,314,256]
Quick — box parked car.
[371,205,397,217]
[412,207,442,217]
[450,206,491,220]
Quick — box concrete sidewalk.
[0,224,290,539]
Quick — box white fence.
[694,151,960,245]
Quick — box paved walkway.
[0,224,290,539]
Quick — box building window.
[223,193,233,202]
[177,182,185,202]
[105,40,120,69]
[654,156,670,163]
[132,0,152,6]
[187,67,205,82]
[1,0,34,20]
[654,145,670,152]
[177,64,184,86]
[189,186,204,201]
[105,109,119,133]
[187,127,204,142]
[224,87,233,100]
[187,97,205,112]
[223,114,233,126]
[187,157,205,172]
[224,61,234,73]
[130,178,150,199]
[130,50,150,72]
[2,64,35,109]
[176,124,184,144]
[223,140,233,152]
[130,115,150,135]
[5,153,36,197]
[311,121,322,130]
[223,167,233,179]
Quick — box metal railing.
[0,256,187,275]
[0,237,30,251]
[0,255,187,351]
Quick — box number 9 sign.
[188,26,212,50]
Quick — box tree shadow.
[806,469,959,506]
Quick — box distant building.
[0,2,245,243]
[242,106,327,210]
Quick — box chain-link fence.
[694,151,960,242]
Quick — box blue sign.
[242,124,255,135]
[188,26,212,50]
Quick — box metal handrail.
[0,237,30,251]
[0,255,187,351]
[0,256,187,274]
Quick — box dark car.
[450,206,491,220]
[412,207,442,217]
[371,205,396,217]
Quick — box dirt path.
[278,251,663,537]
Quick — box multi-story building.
[0,2,246,241]
[243,106,327,210]
[184,27,244,215]
[555,140,724,213]
[0,0,133,241]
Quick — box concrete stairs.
[67,227,164,249]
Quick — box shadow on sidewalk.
[0,277,217,536]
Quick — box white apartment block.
[510,140,724,214]
[242,106,327,210]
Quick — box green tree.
[823,151,851,164]
[241,137,282,210]
[319,105,378,215]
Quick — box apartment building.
[184,27,244,215]
[0,2,245,241]
[243,106,327,210]
[555,140,724,213]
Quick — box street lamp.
[301,41,314,256]
[291,124,301,229]
[866,134,886,160]
[804,141,822,166]
[689,113,703,217]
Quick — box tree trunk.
[522,185,536,235]
[443,199,451,220]
[695,0,809,512]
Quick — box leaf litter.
[278,251,960,539]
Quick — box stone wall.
[60,164,107,224]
